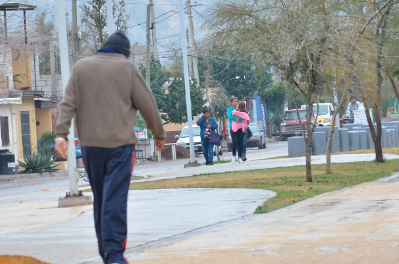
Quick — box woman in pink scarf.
[231,102,251,163]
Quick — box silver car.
[175,125,223,155]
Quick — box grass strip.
[129,159,399,214]
[265,147,399,160]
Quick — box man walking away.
[346,96,360,123]
[55,31,166,264]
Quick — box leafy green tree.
[162,75,206,124]
[139,56,171,113]
[140,58,205,124]
[198,47,257,101]
[259,82,286,138]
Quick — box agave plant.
[19,149,59,174]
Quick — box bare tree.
[81,0,130,54]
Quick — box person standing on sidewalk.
[55,31,166,264]
[239,100,249,161]
[231,102,251,163]
[196,108,218,165]
[227,97,242,163]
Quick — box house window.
[21,111,31,157]
[0,116,9,146]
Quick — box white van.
[301,103,334,126]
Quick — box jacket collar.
[94,52,126,60]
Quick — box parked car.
[301,103,334,126]
[280,109,316,141]
[175,125,223,156]
[227,123,266,150]
[38,138,82,161]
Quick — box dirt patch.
[162,145,191,160]
[382,115,399,122]
[266,137,280,144]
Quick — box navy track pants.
[82,145,134,264]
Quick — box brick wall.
[0,76,8,95]
[31,51,63,98]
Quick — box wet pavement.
[0,187,274,264]
[127,174,399,264]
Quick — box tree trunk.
[261,98,272,138]
[267,100,280,139]
[387,71,399,102]
[292,83,315,182]
[305,139,312,182]
[326,93,347,174]
[366,108,384,162]
[369,4,390,163]
[268,122,273,138]
[246,96,252,120]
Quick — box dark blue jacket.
[196,116,218,138]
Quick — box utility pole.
[146,4,151,87]
[55,0,79,198]
[187,0,200,87]
[106,0,115,34]
[49,37,56,98]
[149,0,158,60]
[179,0,198,166]
[72,0,79,65]
[186,28,192,76]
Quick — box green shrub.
[19,150,59,174]
[39,132,56,147]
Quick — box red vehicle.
[280,109,317,141]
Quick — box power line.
[155,11,179,24]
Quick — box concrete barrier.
[358,130,368,150]
[315,126,340,153]
[387,129,395,148]
[339,129,350,152]
[343,124,361,131]
[354,127,374,149]
[382,127,388,148]
[385,126,399,147]
[312,132,327,155]
[349,131,360,151]
[288,137,307,157]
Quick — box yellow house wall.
[12,47,32,90]
[163,116,200,132]
[12,99,37,162]
[35,108,52,139]
[164,122,185,132]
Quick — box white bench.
[158,143,177,162]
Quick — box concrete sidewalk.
[127,173,399,264]
[0,187,274,264]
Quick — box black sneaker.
[206,161,209,165]
[209,162,214,165]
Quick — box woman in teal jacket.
[227,97,243,163]
[196,108,218,165]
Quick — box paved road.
[134,141,288,175]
